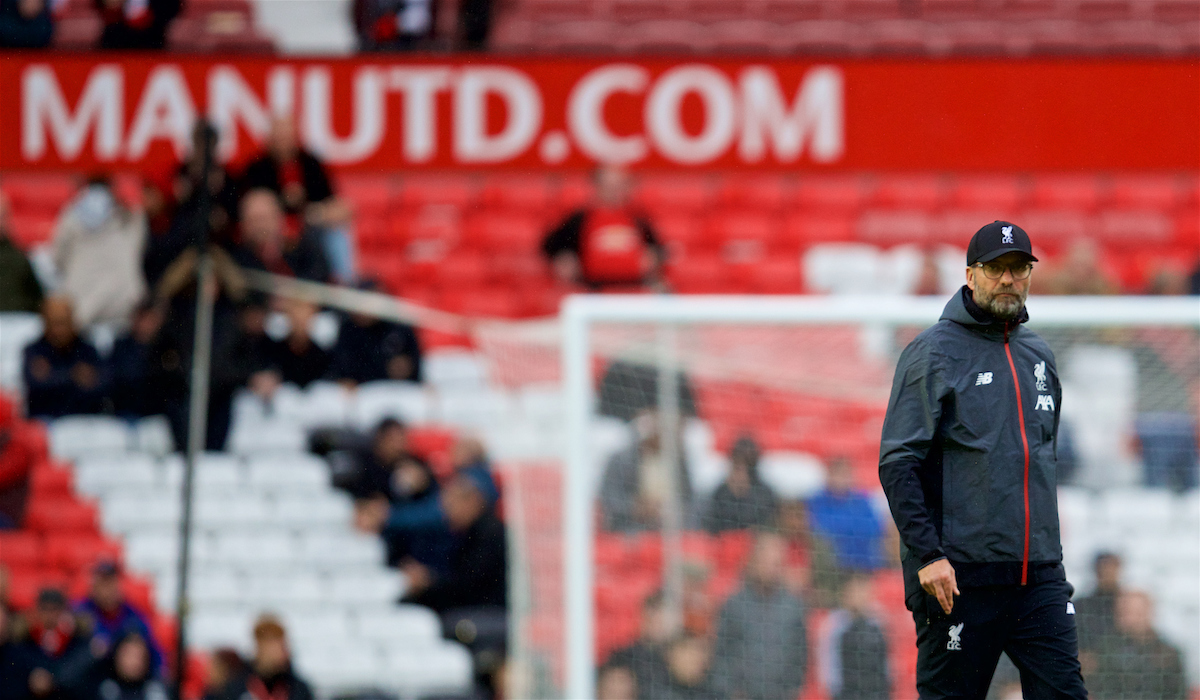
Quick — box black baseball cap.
[967,221,1038,266]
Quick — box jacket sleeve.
[541,211,585,260]
[878,337,948,565]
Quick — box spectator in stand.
[266,299,329,389]
[326,285,422,386]
[94,0,179,49]
[1090,590,1187,700]
[1076,552,1122,644]
[1041,238,1119,296]
[401,472,507,613]
[607,591,672,700]
[818,573,891,700]
[232,189,331,284]
[88,632,168,700]
[806,457,886,573]
[10,588,95,698]
[778,499,840,608]
[541,165,665,291]
[74,561,165,677]
[212,294,276,403]
[599,409,693,533]
[0,189,45,313]
[660,635,714,700]
[51,177,147,329]
[703,435,778,533]
[448,436,499,507]
[0,0,51,47]
[106,301,169,420]
[0,394,37,529]
[201,648,249,700]
[218,616,314,700]
[337,417,412,498]
[23,297,105,420]
[353,454,452,573]
[457,0,490,48]
[597,662,638,700]
[0,601,24,697]
[353,0,434,50]
[710,531,808,700]
[240,116,355,283]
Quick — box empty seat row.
[493,17,1198,54]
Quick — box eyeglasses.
[974,261,1034,280]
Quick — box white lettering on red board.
[18,61,845,167]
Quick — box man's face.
[91,574,123,612]
[966,252,1033,321]
[597,666,637,700]
[1115,591,1153,639]
[268,116,298,160]
[1095,556,1122,590]
[18,0,45,18]
[595,166,631,207]
[42,299,77,349]
[255,636,289,675]
[35,602,66,629]
[441,480,483,532]
[374,425,408,462]
[749,533,786,587]
[114,636,149,682]
[240,192,283,246]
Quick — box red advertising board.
[0,54,1195,173]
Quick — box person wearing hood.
[9,588,96,700]
[89,632,168,700]
[51,177,147,329]
[703,435,778,533]
[878,221,1086,699]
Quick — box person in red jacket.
[541,165,666,292]
[0,394,36,529]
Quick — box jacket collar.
[941,286,1028,336]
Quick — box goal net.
[484,294,1200,700]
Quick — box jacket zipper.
[1003,323,1031,585]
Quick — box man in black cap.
[878,222,1087,698]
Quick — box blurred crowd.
[0,560,318,700]
[0,0,494,50]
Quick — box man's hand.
[918,558,960,614]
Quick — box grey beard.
[979,290,1025,320]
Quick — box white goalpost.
[558,294,1200,700]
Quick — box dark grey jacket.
[879,287,1066,608]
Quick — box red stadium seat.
[480,176,556,212]
[918,0,989,19]
[1094,20,1173,54]
[0,532,43,569]
[866,19,934,54]
[667,254,730,293]
[743,0,824,22]
[710,19,781,53]
[1030,174,1102,210]
[715,176,790,212]
[874,174,948,210]
[638,176,713,214]
[43,534,122,574]
[857,209,937,244]
[1097,209,1173,245]
[940,209,1004,244]
[541,20,623,52]
[1110,174,1183,209]
[1073,0,1135,21]
[709,211,782,260]
[51,15,102,49]
[397,177,478,208]
[2,176,77,213]
[1020,209,1092,246]
[783,212,857,247]
[462,211,544,253]
[1022,20,1094,54]
[28,463,73,500]
[5,212,56,249]
[434,252,493,288]
[940,20,1014,54]
[794,176,871,213]
[654,213,710,256]
[750,258,803,294]
[22,497,99,534]
[951,176,1027,211]
[832,0,906,19]
[1150,0,1200,21]
[784,19,865,53]
[627,20,714,53]
[339,175,395,215]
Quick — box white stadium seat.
[49,416,131,458]
[423,351,489,389]
[351,380,431,428]
[0,313,42,390]
[134,415,176,456]
[296,382,352,429]
[188,609,254,651]
[245,454,330,492]
[759,451,827,500]
[189,570,245,607]
[272,494,354,528]
[300,532,385,569]
[194,495,272,530]
[436,388,516,428]
[213,531,298,566]
[244,572,325,607]
[102,496,180,534]
[74,454,160,496]
[1097,488,1175,534]
[353,605,441,642]
[229,419,307,455]
[327,571,404,606]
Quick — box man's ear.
[965,267,976,291]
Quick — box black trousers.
[914,578,1088,699]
